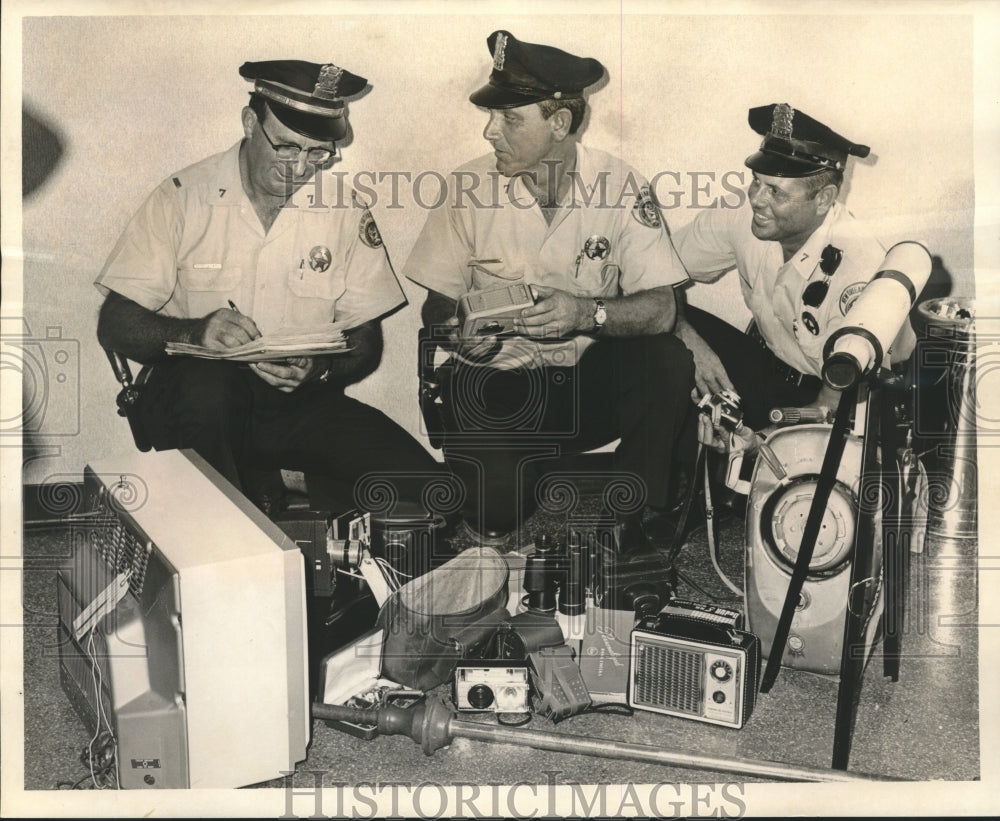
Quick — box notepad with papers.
[165,324,351,362]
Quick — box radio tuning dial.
[712,690,727,704]
[710,660,733,682]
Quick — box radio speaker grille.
[633,642,703,715]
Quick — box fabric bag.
[378,546,510,691]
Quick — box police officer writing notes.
[96,60,440,514]
[404,31,694,554]
[672,103,915,449]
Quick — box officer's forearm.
[595,285,677,337]
[97,291,205,363]
[670,286,703,347]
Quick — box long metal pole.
[312,700,898,783]
[450,716,894,783]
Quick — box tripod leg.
[832,384,882,769]
[880,373,914,682]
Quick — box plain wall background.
[14,7,979,486]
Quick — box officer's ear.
[813,183,839,215]
[548,106,573,141]
[241,106,258,140]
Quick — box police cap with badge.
[469,30,605,108]
[239,59,368,141]
[744,102,870,177]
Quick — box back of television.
[57,481,189,788]
[56,449,310,789]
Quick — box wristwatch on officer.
[592,298,607,333]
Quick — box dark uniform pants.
[684,306,821,431]
[135,358,444,515]
[438,333,695,535]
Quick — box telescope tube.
[822,241,932,390]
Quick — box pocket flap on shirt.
[178,265,242,292]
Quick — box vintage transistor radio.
[457,283,537,338]
[628,600,760,729]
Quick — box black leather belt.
[746,322,823,391]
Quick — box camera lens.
[466,684,494,710]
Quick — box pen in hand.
[226,300,262,341]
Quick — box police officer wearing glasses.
[95,60,441,515]
[672,103,916,449]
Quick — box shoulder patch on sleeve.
[839,281,867,315]
[359,209,383,249]
[631,184,662,229]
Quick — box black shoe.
[645,499,706,549]
[456,519,533,553]
[615,515,658,558]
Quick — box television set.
[56,448,309,788]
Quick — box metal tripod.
[758,372,913,770]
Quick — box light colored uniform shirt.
[673,200,915,377]
[403,143,688,369]
[96,141,404,335]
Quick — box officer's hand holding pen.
[217,301,314,391]
[198,300,262,350]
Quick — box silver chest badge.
[309,245,332,273]
[584,235,611,260]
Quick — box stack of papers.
[166,324,351,362]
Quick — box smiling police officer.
[672,103,916,437]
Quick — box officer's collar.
[786,201,843,278]
[207,141,248,206]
